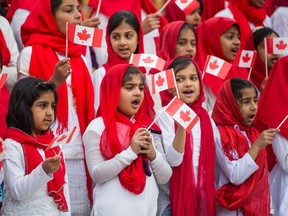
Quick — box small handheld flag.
[129,54,166,71]
[175,0,200,15]
[266,37,288,55]
[203,55,232,80]
[150,69,177,95]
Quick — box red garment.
[20,0,95,202]
[195,17,248,96]
[98,64,154,194]
[5,128,68,211]
[5,0,35,22]
[161,57,216,216]
[164,1,186,23]
[228,0,272,49]
[201,0,225,21]
[266,0,288,16]
[212,79,270,215]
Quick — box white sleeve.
[215,129,259,185]
[156,109,184,167]
[272,132,288,174]
[83,118,138,184]
[3,139,53,201]
[17,46,32,78]
[0,16,19,92]
[90,67,106,113]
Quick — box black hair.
[51,0,62,15]
[122,65,145,85]
[179,22,197,42]
[6,77,58,135]
[230,78,258,101]
[168,56,196,75]
[196,0,203,14]
[253,27,279,48]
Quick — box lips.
[131,99,141,109]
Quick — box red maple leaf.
[180,110,191,122]
[209,60,219,70]
[242,53,251,63]
[56,134,67,143]
[156,75,165,87]
[77,28,91,41]
[142,56,155,64]
[276,40,287,50]
[180,0,188,3]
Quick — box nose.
[233,36,240,45]
[184,79,192,87]
[47,106,54,116]
[75,9,81,20]
[119,37,127,46]
[251,100,257,111]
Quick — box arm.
[272,132,288,173]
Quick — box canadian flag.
[67,23,103,47]
[175,0,200,15]
[46,125,77,150]
[150,69,177,95]
[234,50,257,68]
[165,97,199,131]
[204,55,232,80]
[0,73,7,89]
[129,54,166,71]
[266,37,288,55]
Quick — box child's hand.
[141,12,161,34]
[81,17,100,28]
[254,128,279,149]
[139,135,156,161]
[131,128,152,155]
[42,155,61,174]
[49,58,72,87]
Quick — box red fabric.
[201,0,225,21]
[195,17,248,96]
[161,57,216,216]
[6,0,35,22]
[266,0,288,16]
[228,0,272,49]
[98,64,154,194]
[5,128,68,211]
[20,0,95,202]
[212,80,270,215]
[164,1,186,23]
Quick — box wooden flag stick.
[158,0,171,13]
[95,0,102,17]
[247,67,252,81]
[277,115,288,130]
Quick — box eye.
[191,76,198,81]
[176,77,184,82]
[177,39,186,46]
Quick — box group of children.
[0,0,288,215]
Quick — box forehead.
[240,87,257,98]
[123,73,144,83]
[111,22,136,33]
[175,63,198,75]
[223,25,239,34]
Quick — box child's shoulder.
[85,117,105,134]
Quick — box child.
[212,78,278,215]
[83,64,172,216]
[18,0,94,214]
[1,77,70,215]
[156,56,219,215]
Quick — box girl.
[83,64,172,216]
[156,56,219,215]
[92,10,155,117]
[212,78,278,215]
[195,17,247,113]
[215,0,272,49]
[245,27,280,91]
[18,0,95,214]
[2,77,70,215]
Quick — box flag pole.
[65,22,68,59]
[95,0,102,17]
[277,114,288,130]
[264,38,268,78]
[247,67,252,81]
[158,0,171,13]
[171,69,180,99]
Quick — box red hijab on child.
[162,56,216,216]
[21,0,95,135]
[5,128,68,211]
[212,79,270,215]
[195,17,248,96]
[98,64,157,194]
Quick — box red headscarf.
[162,56,216,216]
[201,0,225,21]
[256,56,288,139]
[98,64,156,194]
[227,0,272,49]
[5,128,68,211]
[195,17,248,96]
[5,0,35,22]
[164,1,186,23]
[0,29,11,138]
[21,0,94,136]
[212,79,270,215]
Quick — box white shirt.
[83,117,172,216]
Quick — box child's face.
[185,7,201,27]
[220,26,240,61]
[175,28,196,59]
[117,74,144,118]
[257,32,280,70]
[236,87,258,127]
[110,22,138,61]
[170,63,200,105]
[54,0,81,35]
[31,91,56,134]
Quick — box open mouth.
[232,48,239,54]
[132,99,141,106]
[248,114,256,121]
[183,90,194,95]
[186,54,193,59]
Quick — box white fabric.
[215,125,259,216]
[1,138,70,216]
[269,133,288,216]
[83,117,172,216]
[203,85,216,116]
[271,7,288,37]
[215,8,272,30]
[0,16,19,91]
